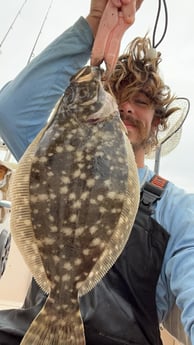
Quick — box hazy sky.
[0,0,194,192]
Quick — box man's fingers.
[136,0,144,11]
[111,0,144,24]
[121,1,136,25]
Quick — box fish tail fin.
[21,297,86,345]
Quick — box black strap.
[140,174,168,211]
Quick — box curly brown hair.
[104,36,179,154]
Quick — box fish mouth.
[86,117,101,124]
[86,111,109,125]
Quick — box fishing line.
[27,0,54,64]
[152,0,168,49]
[150,0,191,174]
[0,0,29,49]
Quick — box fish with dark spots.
[10,65,140,345]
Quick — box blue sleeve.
[0,17,94,160]
[155,182,194,343]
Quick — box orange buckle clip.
[150,175,168,189]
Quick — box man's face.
[119,92,156,152]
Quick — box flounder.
[10,66,140,345]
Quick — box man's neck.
[133,147,145,168]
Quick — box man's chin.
[130,139,147,152]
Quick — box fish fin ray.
[21,297,85,345]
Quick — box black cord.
[152,0,168,49]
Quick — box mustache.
[120,113,145,131]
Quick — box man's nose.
[119,102,134,119]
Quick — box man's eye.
[135,98,148,105]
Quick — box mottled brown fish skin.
[11,66,139,345]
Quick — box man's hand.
[86,0,144,36]
[111,0,144,24]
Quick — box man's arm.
[0,17,93,161]
[0,0,144,161]
[155,182,194,344]
[163,303,191,345]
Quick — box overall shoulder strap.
[141,175,168,210]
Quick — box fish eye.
[78,86,97,103]
[79,86,89,100]
[64,85,75,103]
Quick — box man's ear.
[152,117,161,128]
